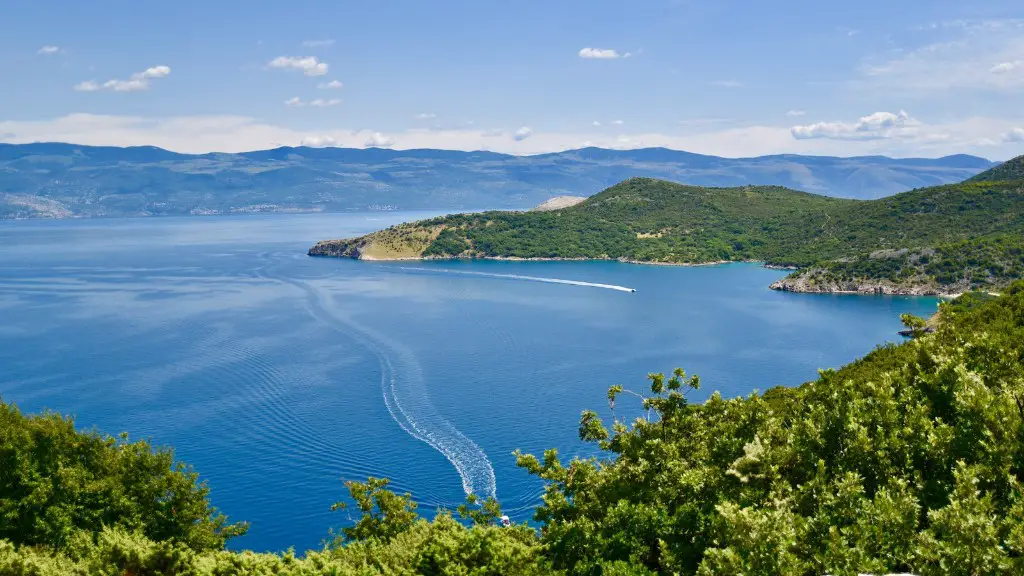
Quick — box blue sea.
[0,212,939,552]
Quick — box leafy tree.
[0,403,246,552]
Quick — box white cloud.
[592,121,602,127]
[301,39,335,48]
[514,126,533,141]
[791,110,916,140]
[1003,128,1024,142]
[309,98,341,107]
[285,97,341,107]
[136,65,171,79]
[37,45,61,55]
[301,134,337,147]
[611,120,624,125]
[3,112,1022,159]
[103,79,149,92]
[785,110,806,117]
[711,80,743,88]
[365,132,395,148]
[578,47,630,59]
[73,81,100,92]
[416,112,438,120]
[267,56,328,76]
[318,80,343,89]
[74,65,171,93]
[990,61,1020,73]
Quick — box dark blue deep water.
[0,213,939,552]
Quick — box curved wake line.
[399,266,636,293]
[255,259,496,499]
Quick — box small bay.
[0,212,938,552]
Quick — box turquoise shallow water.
[0,213,939,552]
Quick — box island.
[310,155,1024,295]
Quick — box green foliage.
[0,403,246,553]
[516,280,1024,575]
[786,233,1024,293]
[423,227,471,257]
[900,312,929,338]
[366,176,1024,272]
[0,521,553,576]
[329,477,418,545]
[967,154,1024,183]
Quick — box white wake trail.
[260,267,497,499]
[399,266,636,293]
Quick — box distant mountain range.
[0,142,996,219]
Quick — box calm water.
[0,213,938,552]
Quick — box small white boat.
[500,515,511,527]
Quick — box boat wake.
[399,266,636,293]
[255,261,497,499]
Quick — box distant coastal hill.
[310,156,1024,295]
[0,142,994,219]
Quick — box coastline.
[309,248,777,269]
[308,245,960,297]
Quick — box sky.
[1,0,1023,159]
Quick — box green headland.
[310,155,1024,295]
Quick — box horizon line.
[0,140,999,163]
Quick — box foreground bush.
[0,404,246,552]
[517,282,1024,575]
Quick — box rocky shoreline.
[768,276,956,297]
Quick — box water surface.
[0,213,938,551]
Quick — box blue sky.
[1,0,1023,158]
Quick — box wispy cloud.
[267,56,328,76]
[857,19,1024,92]
[301,135,336,147]
[785,110,806,117]
[301,39,335,48]
[4,112,1022,158]
[318,80,343,89]
[74,65,171,93]
[990,61,1020,74]
[791,110,917,140]
[611,119,625,126]
[415,112,438,120]
[284,97,341,107]
[578,47,632,59]
[710,80,743,88]
[1004,127,1024,142]
[309,98,341,107]
[37,45,61,55]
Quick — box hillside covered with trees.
[310,156,1024,294]
[6,282,1024,574]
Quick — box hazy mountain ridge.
[0,142,995,219]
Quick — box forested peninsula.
[309,155,1024,295]
[7,284,1024,574]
